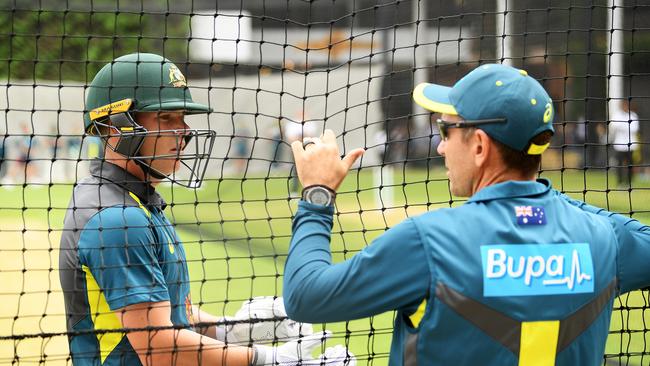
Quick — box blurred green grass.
[2,167,650,364]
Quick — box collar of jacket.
[89,159,167,211]
[468,178,552,204]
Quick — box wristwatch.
[301,185,336,206]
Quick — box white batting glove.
[253,331,356,366]
[318,345,357,366]
[225,296,313,344]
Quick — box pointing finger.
[321,129,337,145]
[341,148,365,170]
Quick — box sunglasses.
[436,118,507,140]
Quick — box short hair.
[491,131,553,177]
[459,128,552,177]
[460,127,477,141]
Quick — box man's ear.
[472,129,492,168]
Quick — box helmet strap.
[95,112,170,182]
[133,157,169,182]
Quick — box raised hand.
[291,129,364,192]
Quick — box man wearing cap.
[284,63,650,365]
[59,53,354,366]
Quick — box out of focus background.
[1,0,649,364]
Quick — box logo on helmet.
[169,65,187,88]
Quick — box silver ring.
[303,140,316,149]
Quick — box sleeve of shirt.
[283,201,430,323]
[78,206,170,310]
[560,193,650,292]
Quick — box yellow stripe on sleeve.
[518,320,560,366]
[408,299,427,328]
[83,265,124,363]
[128,192,151,218]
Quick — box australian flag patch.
[515,206,546,226]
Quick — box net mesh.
[1,0,649,365]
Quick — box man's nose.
[436,139,446,156]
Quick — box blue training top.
[283,178,650,366]
[59,161,192,366]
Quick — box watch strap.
[301,184,336,205]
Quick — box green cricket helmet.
[85,53,216,188]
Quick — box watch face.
[306,187,332,206]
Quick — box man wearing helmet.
[59,53,354,366]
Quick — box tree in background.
[0,0,190,82]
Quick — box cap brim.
[412,83,458,115]
[142,101,213,114]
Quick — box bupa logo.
[480,243,594,297]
